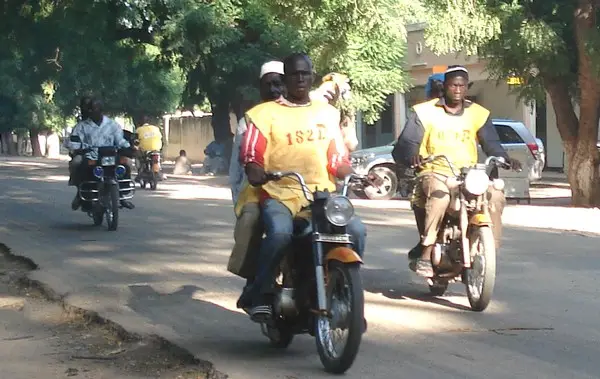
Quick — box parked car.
[350,119,544,200]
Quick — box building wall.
[356,23,538,152]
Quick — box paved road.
[0,159,599,379]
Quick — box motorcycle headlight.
[101,156,116,166]
[92,166,104,179]
[115,165,126,178]
[464,169,489,196]
[324,195,354,226]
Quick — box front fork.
[313,238,328,312]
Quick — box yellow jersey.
[136,123,163,152]
[414,99,490,176]
[237,98,344,216]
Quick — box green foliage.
[420,0,598,104]
[259,0,420,123]
[0,0,184,136]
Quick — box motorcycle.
[257,171,369,374]
[137,150,162,190]
[416,155,513,312]
[70,135,135,231]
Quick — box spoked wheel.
[262,320,294,349]
[106,184,120,231]
[463,226,496,312]
[315,261,364,374]
[92,210,103,226]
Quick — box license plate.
[101,156,116,166]
[314,233,352,244]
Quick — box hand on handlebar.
[246,163,268,186]
[410,154,425,169]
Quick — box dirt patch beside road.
[0,243,227,379]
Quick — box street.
[0,158,599,379]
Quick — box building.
[357,22,567,171]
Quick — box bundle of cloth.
[310,72,358,152]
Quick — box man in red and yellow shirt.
[238,53,367,321]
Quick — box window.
[494,124,524,144]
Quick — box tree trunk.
[544,0,600,207]
[29,129,43,157]
[1,132,16,155]
[570,0,600,206]
[210,96,234,169]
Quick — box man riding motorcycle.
[392,65,522,277]
[65,96,135,211]
[228,60,286,289]
[134,115,163,182]
[237,53,374,322]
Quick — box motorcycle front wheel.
[106,183,120,231]
[315,261,364,374]
[464,226,496,312]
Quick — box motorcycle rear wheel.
[315,261,363,374]
[150,172,158,190]
[265,320,294,348]
[429,280,449,296]
[464,226,496,312]
[92,210,103,226]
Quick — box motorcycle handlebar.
[417,154,517,175]
[265,171,365,200]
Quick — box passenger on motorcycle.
[65,96,135,211]
[133,115,163,181]
[228,60,286,288]
[237,53,372,322]
[393,65,522,278]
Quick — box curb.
[0,242,228,379]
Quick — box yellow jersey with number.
[414,99,490,176]
[136,124,163,152]
[239,99,342,216]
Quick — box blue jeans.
[249,199,366,305]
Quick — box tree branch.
[543,76,579,143]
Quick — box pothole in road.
[0,243,228,379]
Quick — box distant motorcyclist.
[133,115,163,181]
[393,66,521,277]
[64,96,134,211]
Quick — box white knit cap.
[260,61,284,79]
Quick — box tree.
[261,0,423,123]
[0,0,184,156]
[423,0,600,207]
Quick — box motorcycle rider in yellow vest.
[393,65,522,277]
[237,53,372,322]
[134,116,163,180]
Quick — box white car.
[350,119,545,200]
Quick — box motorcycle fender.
[325,247,363,265]
[469,213,492,226]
